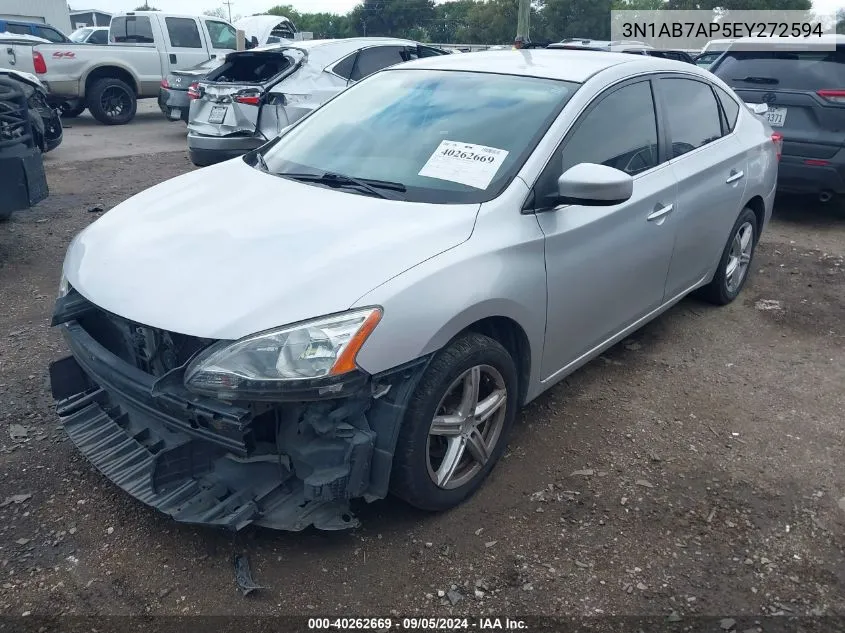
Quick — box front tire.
[390,333,518,511]
[86,78,136,125]
[697,207,758,305]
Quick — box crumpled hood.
[65,158,478,340]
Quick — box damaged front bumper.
[49,298,428,532]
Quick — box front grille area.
[75,297,215,377]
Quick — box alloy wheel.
[725,221,754,294]
[426,364,508,490]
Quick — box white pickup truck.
[33,11,239,124]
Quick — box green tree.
[837,8,844,34]
[133,3,159,9]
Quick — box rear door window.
[711,47,845,92]
[660,78,725,158]
[166,18,202,49]
[5,24,31,36]
[350,46,407,81]
[111,16,154,44]
[34,26,67,42]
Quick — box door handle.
[169,53,177,64]
[7,48,16,65]
[726,170,744,184]
[647,203,673,221]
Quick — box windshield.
[70,28,94,42]
[261,69,578,204]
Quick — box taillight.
[187,82,200,100]
[234,94,261,105]
[771,131,783,161]
[160,78,170,89]
[817,89,845,104]
[33,51,47,74]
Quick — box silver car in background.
[52,51,778,532]
[186,37,448,166]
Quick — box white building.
[0,0,73,35]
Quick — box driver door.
[531,79,679,380]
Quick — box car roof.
[394,49,685,82]
[250,37,426,69]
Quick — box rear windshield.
[111,16,154,44]
[261,69,578,204]
[712,46,845,91]
[205,51,296,84]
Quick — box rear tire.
[86,78,136,125]
[697,207,758,305]
[390,333,518,511]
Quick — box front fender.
[352,182,547,403]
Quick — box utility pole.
[515,0,530,47]
[223,0,234,22]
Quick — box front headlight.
[184,308,382,400]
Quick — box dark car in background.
[0,19,69,43]
[158,57,224,123]
[620,47,696,64]
[711,35,845,204]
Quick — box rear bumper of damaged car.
[49,306,429,532]
[187,131,265,165]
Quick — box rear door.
[163,17,209,70]
[656,76,748,297]
[711,46,845,161]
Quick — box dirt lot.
[0,132,843,621]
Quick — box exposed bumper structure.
[50,300,429,532]
[187,131,265,166]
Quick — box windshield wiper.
[279,172,406,200]
[735,76,779,85]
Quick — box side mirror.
[556,163,633,206]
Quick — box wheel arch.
[743,194,766,243]
[83,65,139,97]
[417,300,540,407]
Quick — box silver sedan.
[52,50,779,531]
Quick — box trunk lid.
[188,49,304,138]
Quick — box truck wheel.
[60,102,86,118]
[87,78,136,125]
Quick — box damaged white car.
[186,37,447,166]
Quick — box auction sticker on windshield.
[419,140,509,189]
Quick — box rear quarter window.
[712,46,845,91]
[714,85,740,131]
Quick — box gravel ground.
[0,151,843,621]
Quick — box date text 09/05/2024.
[307,617,528,630]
